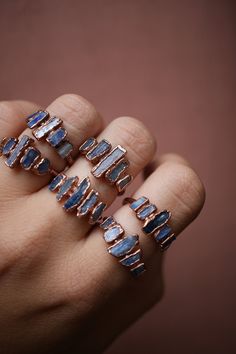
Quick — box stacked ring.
[124,196,176,251]
[100,216,146,277]
[26,111,74,165]
[48,173,107,224]
[0,135,57,176]
[78,137,133,195]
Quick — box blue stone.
[105,158,129,183]
[120,250,141,267]
[86,139,111,162]
[130,196,149,211]
[155,224,172,242]
[89,202,107,224]
[137,204,157,220]
[130,263,146,277]
[48,174,66,192]
[5,135,33,168]
[21,147,40,169]
[56,177,78,201]
[160,234,176,251]
[56,141,73,158]
[77,190,99,216]
[116,174,133,193]
[100,216,115,230]
[79,137,97,154]
[33,117,62,139]
[47,127,67,147]
[35,158,51,175]
[143,210,171,235]
[2,137,18,156]
[108,234,138,258]
[92,145,126,178]
[104,225,124,243]
[63,177,90,211]
[27,111,49,129]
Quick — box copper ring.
[99,215,146,277]
[124,196,176,251]
[0,135,57,176]
[48,173,107,225]
[26,111,75,166]
[78,137,133,195]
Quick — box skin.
[0,94,205,354]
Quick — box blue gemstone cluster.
[48,174,106,224]
[100,215,146,277]
[27,111,74,161]
[1,135,53,175]
[129,196,176,251]
[79,137,133,194]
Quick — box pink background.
[0,1,235,353]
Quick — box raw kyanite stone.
[92,145,126,178]
[142,210,171,235]
[159,234,176,251]
[108,234,139,258]
[104,224,124,243]
[20,147,40,170]
[100,216,115,230]
[46,127,67,147]
[34,158,51,175]
[48,174,66,192]
[116,174,133,193]
[130,263,146,277]
[77,190,99,216]
[105,158,129,184]
[154,224,173,242]
[120,250,141,267]
[27,111,49,129]
[63,177,90,211]
[5,135,34,168]
[33,116,62,140]
[86,139,111,162]
[1,137,18,156]
[56,176,78,201]
[79,137,97,154]
[56,141,73,159]
[130,196,149,211]
[137,204,157,220]
[89,202,107,224]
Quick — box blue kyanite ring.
[124,196,176,251]
[27,111,74,166]
[100,216,146,278]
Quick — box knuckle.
[171,163,206,218]
[112,116,156,169]
[52,93,102,136]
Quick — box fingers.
[0,100,40,137]
[36,115,157,239]
[68,154,205,296]
[0,94,104,195]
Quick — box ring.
[78,137,133,194]
[0,135,57,176]
[26,111,74,166]
[48,173,107,224]
[124,196,176,251]
[100,216,146,277]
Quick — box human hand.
[0,94,205,353]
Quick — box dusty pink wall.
[0,1,235,353]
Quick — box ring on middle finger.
[78,137,133,194]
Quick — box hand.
[0,94,205,353]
